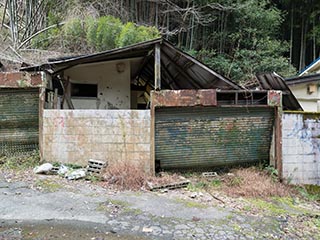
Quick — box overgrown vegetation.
[3,0,319,82]
[0,150,40,170]
[222,167,291,198]
[102,162,320,205]
[31,15,160,54]
[103,161,182,191]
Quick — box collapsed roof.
[255,73,303,111]
[21,38,242,91]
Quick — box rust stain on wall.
[151,89,217,107]
[0,72,42,88]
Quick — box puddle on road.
[0,220,148,240]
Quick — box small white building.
[286,74,320,112]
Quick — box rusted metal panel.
[0,72,42,88]
[0,89,39,155]
[155,107,274,170]
[255,73,302,111]
[268,90,282,107]
[151,89,216,107]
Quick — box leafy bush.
[32,15,160,53]
[117,23,160,48]
[63,18,87,51]
[87,16,123,51]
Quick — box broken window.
[71,83,97,98]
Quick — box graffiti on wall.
[282,113,320,185]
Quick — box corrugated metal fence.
[0,89,39,155]
[155,107,274,170]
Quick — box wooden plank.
[154,43,161,90]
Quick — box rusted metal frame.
[217,90,269,93]
[274,106,283,180]
[218,105,271,108]
[151,89,217,108]
[217,91,269,106]
[154,43,161,90]
[161,50,201,89]
[162,41,242,90]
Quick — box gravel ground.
[0,170,319,240]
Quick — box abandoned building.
[1,38,308,183]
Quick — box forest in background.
[0,0,319,84]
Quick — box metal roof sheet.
[256,73,303,111]
[285,73,320,85]
[21,38,242,90]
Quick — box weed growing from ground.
[0,150,40,170]
[222,167,291,198]
[296,185,320,202]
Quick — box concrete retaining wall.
[282,112,320,185]
[42,110,151,171]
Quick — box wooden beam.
[154,43,161,90]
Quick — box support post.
[154,43,161,90]
[39,72,47,161]
[275,106,283,180]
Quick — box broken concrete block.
[87,159,107,175]
[33,163,53,174]
[65,169,86,180]
[202,172,218,177]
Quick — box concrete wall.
[42,110,151,172]
[282,112,320,185]
[289,82,320,112]
[64,60,130,109]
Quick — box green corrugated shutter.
[155,107,274,170]
[0,89,39,155]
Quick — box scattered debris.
[33,160,108,181]
[50,166,60,174]
[142,227,153,233]
[190,192,204,199]
[192,216,201,222]
[202,172,218,177]
[190,193,197,199]
[33,163,53,174]
[148,180,190,191]
[65,169,87,180]
[57,165,69,176]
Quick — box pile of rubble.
[33,159,107,180]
